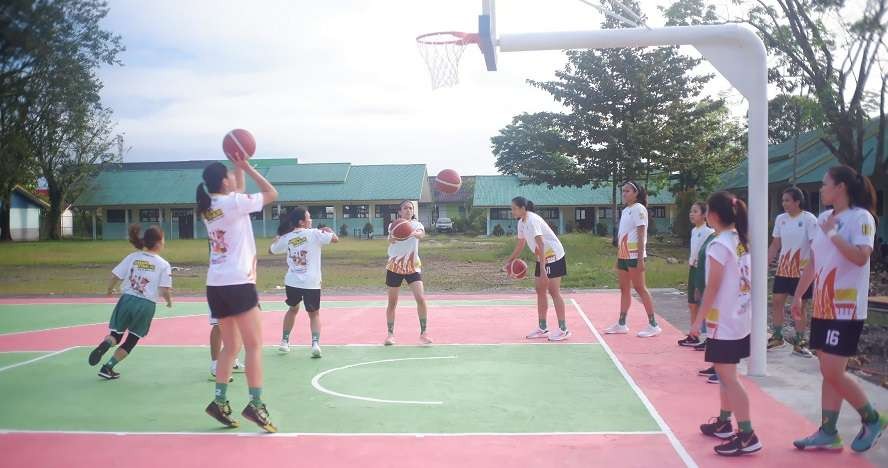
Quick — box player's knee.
[120,333,140,353]
[110,331,124,344]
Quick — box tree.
[740,0,888,183]
[2,0,124,239]
[768,93,826,145]
[491,0,737,243]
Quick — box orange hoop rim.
[416,31,480,46]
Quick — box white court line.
[0,429,664,438]
[311,356,457,405]
[0,313,209,338]
[0,347,76,373]
[132,343,601,348]
[570,299,697,468]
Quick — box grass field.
[0,233,689,295]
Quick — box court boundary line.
[0,299,538,307]
[0,300,541,337]
[570,299,697,468]
[0,347,75,373]
[0,429,665,437]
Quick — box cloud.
[101,0,742,175]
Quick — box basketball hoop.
[416,32,480,89]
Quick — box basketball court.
[0,293,876,467]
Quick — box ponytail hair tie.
[732,198,738,207]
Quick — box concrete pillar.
[91,210,96,240]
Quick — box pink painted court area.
[0,293,878,467]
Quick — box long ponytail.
[197,162,228,218]
[707,191,749,249]
[827,165,879,226]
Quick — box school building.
[74,159,434,240]
[720,121,887,240]
[472,175,676,236]
[73,159,680,240]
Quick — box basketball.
[435,169,462,194]
[222,129,256,161]
[508,259,528,279]
[391,219,414,241]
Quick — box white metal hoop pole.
[498,24,769,376]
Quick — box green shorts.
[687,267,700,304]
[616,258,639,271]
[109,294,157,338]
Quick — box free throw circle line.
[311,356,457,405]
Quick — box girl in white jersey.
[270,206,338,358]
[88,224,172,380]
[766,186,818,356]
[679,202,715,347]
[791,165,885,453]
[689,191,761,456]
[384,200,432,346]
[504,197,570,341]
[604,182,661,338]
[197,160,278,432]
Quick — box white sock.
[211,360,217,373]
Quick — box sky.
[99,0,744,175]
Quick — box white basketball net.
[416,32,478,90]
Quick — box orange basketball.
[435,169,462,194]
[391,219,414,241]
[222,129,256,161]
[508,259,528,279]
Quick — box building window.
[539,207,560,219]
[649,206,666,218]
[250,209,264,221]
[599,207,613,219]
[490,208,511,220]
[106,209,126,223]
[458,206,466,216]
[139,209,159,223]
[271,205,282,220]
[310,206,334,220]
[374,205,383,218]
[575,208,588,221]
[808,191,820,214]
[343,205,368,219]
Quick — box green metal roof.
[472,176,674,207]
[75,161,429,206]
[721,121,884,190]
[266,163,351,184]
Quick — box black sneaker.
[700,417,734,439]
[694,340,706,351]
[698,366,716,377]
[98,365,120,380]
[767,334,786,350]
[678,335,701,347]
[242,401,277,433]
[205,400,239,428]
[89,341,111,366]
[714,431,762,456]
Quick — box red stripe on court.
[572,293,875,468]
[0,433,682,468]
[0,301,597,351]
[0,294,534,305]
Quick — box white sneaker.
[419,333,433,346]
[604,323,629,334]
[384,334,396,346]
[311,342,322,358]
[232,358,245,372]
[526,327,550,339]
[278,340,290,353]
[637,324,662,338]
[548,329,571,341]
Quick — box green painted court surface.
[0,351,47,368]
[0,344,658,434]
[0,299,536,335]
